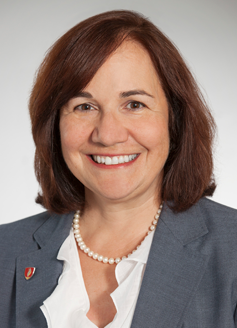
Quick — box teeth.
[124,155,129,163]
[118,156,124,164]
[92,154,138,165]
[105,157,112,165]
[111,157,119,165]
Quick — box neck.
[79,189,162,255]
[74,191,163,260]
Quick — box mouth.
[90,154,139,165]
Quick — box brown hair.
[29,10,216,213]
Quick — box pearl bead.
[150,225,155,231]
[115,258,121,264]
[98,255,103,261]
[73,224,79,229]
[84,247,90,253]
[155,214,159,219]
[153,219,158,225]
[122,256,127,260]
[73,218,79,223]
[74,213,80,219]
[78,241,84,246]
[80,244,86,250]
[76,237,82,242]
[88,251,94,257]
[103,257,108,263]
[93,253,98,259]
[109,258,114,264]
[128,253,132,257]
[74,229,80,235]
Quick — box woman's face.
[60,41,170,204]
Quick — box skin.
[60,40,170,327]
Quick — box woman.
[0,10,237,328]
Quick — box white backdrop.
[0,0,236,224]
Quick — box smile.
[91,154,138,165]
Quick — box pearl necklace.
[73,203,163,265]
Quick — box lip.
[90,153,137,157]
[86,154,140,169]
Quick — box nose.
[91,111,128,146]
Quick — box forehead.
[85,40,161,93]
[112,39,150,59]
[104,40,156,73]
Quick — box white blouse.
[40,228,154,328]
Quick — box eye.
[74,103,95,111]
[126,101,145,110]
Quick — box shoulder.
[0,211,50,257]
[199,197,237,218]
[161,197,237,249]
[196,198,237,251]
[0,210,73,276]
[0,211,51,238]
[0,211,51,232]
[198,197,237,230]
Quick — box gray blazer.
[1,197,237,328]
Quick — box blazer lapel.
[131,201,210,328]
[15,212,74,328]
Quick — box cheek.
[59,118,88,156]
[136,118,170,156]
[154,124,170,151]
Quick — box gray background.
[0,0,236,224]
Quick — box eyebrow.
[73,91,93,99]
[120,90,154,98]
[73,89,154,99]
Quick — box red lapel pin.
[24,267,36,280]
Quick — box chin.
[98,188,136,202]
[85,182,140,203]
